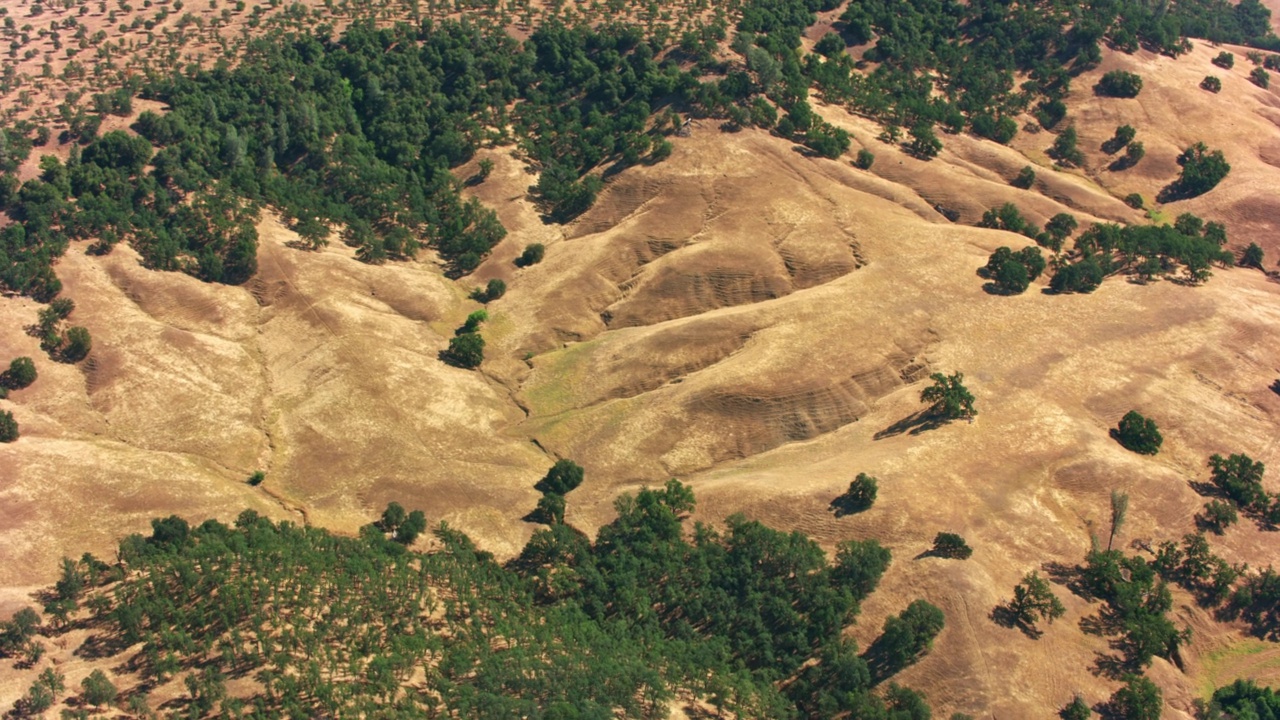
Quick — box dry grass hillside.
[3,18,1280,718]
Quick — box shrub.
[1011,165,1036,189]
[1201,75,1222,92]
[444,332,484,369]
[1242,242,1265,268]
[1102,125,1136,154]
[1251,67,1270,88]
[906,122,942,160]
[247,471,265,486]
[831,473,878,515]
[1212,51,1235,69]
[1114,410,1162,455]
[854,148,875,169]
[1096,70,1143,98]
[1200,499,1238,534]
[0,410,17,442]
[516,243,545,267]
[931,532,972,559]
[62,326,92,362]
[1124,193,1145,209]
[472,278,506,303]
[1171,143,1230,198]
[3,356,37,389]
[1049,126,1084,166]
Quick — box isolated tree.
[516,243,545,267]
[81,669,117,709]
[0,410,17,443]
[1096,70,1143,98]
[931,532,972,559]
[444,332,484,369]
[1005,571,1065,631]
[473,278,506,302]
[1251,67,1270,88]
[535,459,585,496]
[1103,125,1136,154]
[62,326,92,362]
[1012,165,1036,189]
[1201,75,1223,93]
[1242,242,1264,268]
[831,473,878,515]
[1114,411,1162,455]
[1110,675,1161,720]
[458,309,488,335]
[920,372,976,419]
[3,357,36,388]
[854,148,875,169]
[1213,51,1235,68]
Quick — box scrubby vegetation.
[8,482,945,718]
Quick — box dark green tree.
[906,123,942,160]
[2,357,36,389]
[535,459,585,496]
[1114,411,1162,455]
[516,243,546,267]
[81,669,117,709]
[931,532,972,559]
[831,473,878,515]
[1242,242,1264,268]
[1062,694,1092,719]
[1012,165,1036,189]
[1095,71,1143,97]
[1110,675,1161,720]
[62,326,92,362]
[854,148,875,169]
[1201,75,1223,92]
[0,410,17,443]
[1004,571,1065,632]
[444,333,484,369]
[920,372,976,419]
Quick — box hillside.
[3,0,1280,716]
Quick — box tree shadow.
[829,497,871,518]
[1089,649,1133,680]
[873,409,949,440]
[989,604,1044,639]
[1270,379,1280,396]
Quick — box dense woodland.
[0,0,1277,299]
[6,481,951,719]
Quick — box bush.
[1242,242,1264,268]
[831,473,878,515]
[1049,126,1084,166]
[1201,75,1223,92]
[247,471,265,486]
[906,123,942,160]
[472,278,507,303]
[516,243,545,267]
[62,326,92,362]
[1213,51,1235,69]
[1200,499,1238,534]
[1251,67,1270,88]
[1102,125,1136,154]
[1114,410,1162,455]
[444,332,484,369]
[1050,258,1105,293]
[3,357,37,389]
[1110,675,1162,720]
[1011,165,1036,189]
[0,410,17,442]
[1096,70,1144,98]
[1124,193,1145,209]
[854,148,875,169]
[931,532,972,559]
[1170,143,1230,198]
